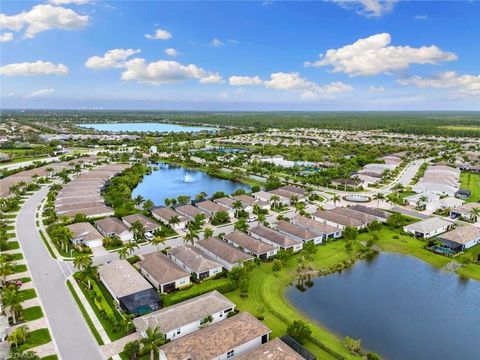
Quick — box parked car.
[144,232,154,241]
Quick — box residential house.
[279,185,306,196]
[252,191,289,206]
[94,217,133,242]
[233,194,270,210]
[236,338,306,360]
[403,218,453,238]
[196,200,234,217]
[139,252,191,293]
[133,291,235,341]
[425,197,464,213]
[270,188,306,203]
[291,215,342,239]
[312,209,364,230]
[169,245,223,281]
[436,225,480,252]
[66,222,103,248]
[249,225,303,252]
[274,220,323,245]
[223,231,278,259]
[158,312,271,360]
[98,260,161,314]
[450,202,480,222]
[329,207,377,226]
[122,213,160,236]
[175,204,210,222]
[404,193,440,208]
[348,205,391,223]
[151,207,188,230]
[196,237,254,271]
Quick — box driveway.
[16,187,104,360]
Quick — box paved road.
[16,187,104,360]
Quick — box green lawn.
[14,264,28,274]
[18,289,37,302]
[460,172,480,202]
[66,280,104,345]
[16,328,51,352]
[163,276,232,306]
[41,356,59,360]
[23,306,44,322]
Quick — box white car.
[144,232,154,241]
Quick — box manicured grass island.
[460,172,480,203]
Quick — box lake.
[79,122,216,133]
[286,253,480,360]
[132,163,250,205]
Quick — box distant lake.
[132,163,250,205]
[78,122,217,133]
[286,253,480,360]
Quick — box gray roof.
[349,205,390,220]
[139,252,190,285]
[404,217,452,234]
[313,210,363,228]
[67,222,103,242]
[197,237,253,264]
[223,231,277,255]
[438,225,480,245]
[175,204,208,219]
[169,245,222,274]
[249,225,301,248]
[330,207,377,224]
[274,220,321,240]
[122,213,159,232]
[152,207,186,222]
[133,290,234,334]
[291,215,338,234]
[98,260,153,298]
[95,217,129,234]
[196,200,227,214]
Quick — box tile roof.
[313,210,363,228]
[95,217,129,235]
[438,225,480,245]
[169,245,222,274]
[404,217,452,234]
[197,237,253,264]
[249,225,301,248]
[291,215,338,234]
[67,222,103,242]
[122,213,159,232]
[223,231,277,255]
[139,252,190,285]
[98,260,153,298]
[236,338,305,360]
[159,312,270,360]
[133,290,234,334]
[274,220,321,240]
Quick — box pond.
[78,122,216,133]
[132,163,250,205]
[286,253,480,360]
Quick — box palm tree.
[131,221,145,242]
[73,253,92,271]
[8,325,28,349]
[151,235,166,251]
[393,183,404,199]
[373,193,385,207]
[232,200,243,218]
[2,286,22,324]
[290,195,298,205]
[0,256,14,282]
[195,192,208,202]
[143,199,154,212]
[140,326,165,360]
[168,215,180,229]
[332,194,341,206]
[124,241,140,256]
[203,227,214,239]
[134,195,144,209]
[118,247,129,260]
[470,207,480,222]
[270,195,280,210]
[257,213,267,226]
[183,230,199,245]
[234,218,248,232]
[295,202,305,214]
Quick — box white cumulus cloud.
[0,61,68,76]
[165,48,178,56]
[145,28,172,40]
[398,71,480,96]
[0,4,89,39]
[48,0,92,5]
[229,72,352,99]
[211,38,224,47]
[331,0,397,18]
[120,58,223,85]
[305,33,457,77]
[29,88,54,97]
[85,48,141,70]
[0,32,13,42]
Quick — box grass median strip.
[16,328,51,353]
[66,280,104,345]
[39,230,57,259]
[23,306,44,322]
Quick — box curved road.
[16,187,104,360]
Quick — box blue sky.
[1,0,479,110]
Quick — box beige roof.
[159,312,270,360]
[123,213,159,232]
[176,204,208,219]
[233,194,256,206]
[66,222,103,242]
[275,220,321,240]
[133,290,234,334]
[152,207,186,222]
[452,202,480,215]
[330,207,377,224]
[224,231,277,255]
[279,185,306,196]
[404,217,452,234]
[236,338,305,360]
[197,237,253,264]
[169,245,221,274]
[249,225,301,248]
[291,215,338,234]
[313,210,363,228]
[95,217,129,235]
[139,252,190,285]
[213,197,236,209]
[98,260,153,298]
[196,200,228,214]
[270,188,303,199]
[438,225,480,245]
